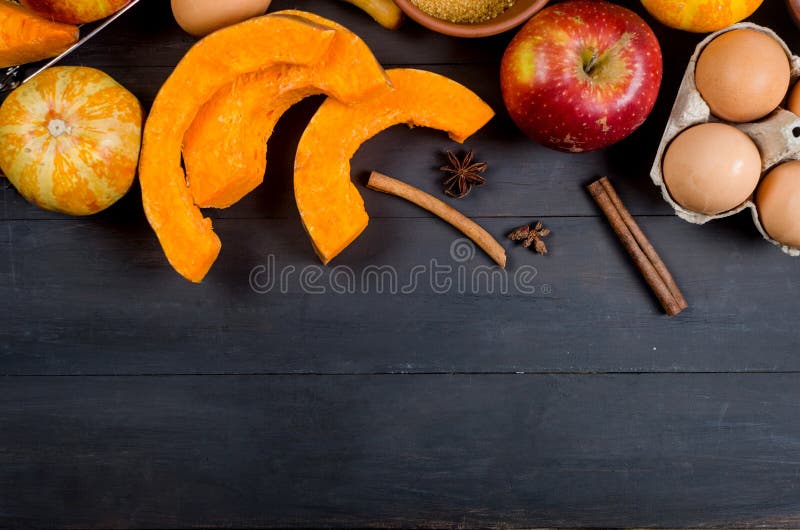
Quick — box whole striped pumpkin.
[0,66,142,215]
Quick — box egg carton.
[650,22,800,256]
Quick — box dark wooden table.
[3,0,800,527]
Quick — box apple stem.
[584,49,599,75]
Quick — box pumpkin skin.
[0,66,142,215]
[640,0,763,32]
[20,0,129,24]
[294,68,494,264]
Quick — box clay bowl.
[393,0,549,38]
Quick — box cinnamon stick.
[588,177,687,317]
[599,177,688,312]
[367,171,507,268]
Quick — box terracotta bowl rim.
[393,0,550,38]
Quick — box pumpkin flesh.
[20,0,129,24]
[0,0,79,68]
[0,66,142,215]
[183,10,389,209]
[294,68,495,264]
[139,14,335,282]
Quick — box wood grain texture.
[2,0,800,527]
[3,374,800,528]
[1,214,798,375]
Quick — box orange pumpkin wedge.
[139,13,335,282]
[183,10,389,209]
[294,68,495,264]
[0,1,79,68]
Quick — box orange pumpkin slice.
[139,13,335,282]
[183,10,389,209]
[0,1,79,68]
[294,68,495,264]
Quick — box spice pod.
[650,22,800,256]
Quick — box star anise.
[508,221,551,255]
[440,149,487,199]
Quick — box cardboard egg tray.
[650,22,800,256]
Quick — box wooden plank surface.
[1,215,796,375]
[4,374,800,528]
[2,0,800,527]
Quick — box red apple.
[20,0,128,24]
[500,0,662,153]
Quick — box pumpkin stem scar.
[47,118,71,137]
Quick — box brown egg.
[662,123,762,215]
[695,29,790,123]
[756,160,800,248]
[171,0,272,37]
[788,81,800,116]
